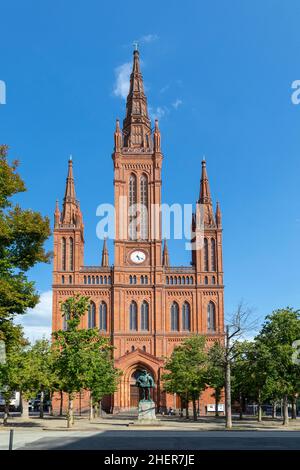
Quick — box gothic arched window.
[207,301,216,332]
[88,302,96,329]
[204,238,209,271]
[130,301,138,331]
[141,301,149,331]
[140,174,148,240]
[129,174,137,240]
[69,237,74,271]
[204,276,208,285]
[171,302,179,331]
[182,302,191,331]
[99,302,107,331]
[61,237,66,271]
[211,239,216,271]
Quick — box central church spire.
[122,49,151,148]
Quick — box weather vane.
[133,40,139,51]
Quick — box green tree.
[87,347,121,420]
[53,295,120,428]
[26,339,59,418]
[0,339,35,424]
[255,308,300,426]
[207,341,225,417]
[0,145,51,325]
[162,335,208,421]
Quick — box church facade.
[52,49,224,413]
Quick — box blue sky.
[1,0,300,339]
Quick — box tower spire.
[199,158,211,204]
[64,156,76,202]
[197,158,215,226]
[62,157,79,225]
[122,48,151,148]
[101,238,109,267]
[162,238,170,267]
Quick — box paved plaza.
[1,414,300,450]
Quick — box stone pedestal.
[138,400,157,422]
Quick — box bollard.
[8,429,14,450]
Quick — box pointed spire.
[64,156,76,202]
[162,238,170,267]
[114,119,122,152]
[62,157,78,225]
[199,158,211,204]
[216,201,222,228]
[154,119,161,152]
[101,238,109,267]
[54,199,60,228]
[122,48,151,148]
[197,158,215,227]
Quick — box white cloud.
[149,105,169,121]
[140,34,159,44]
[113,62,131,100]
[160,84,170,94]
[172,99,183,109]
[15,290,52,343]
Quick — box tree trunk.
[257,404,262,422]
[192,399,197,421]
[89,393,94,421]
[97,399,102,418]
[39,390,44,419]
[291,396,297,420]
[225,359,232,428]
[272,402,276,419]
[21,396,29,419]
[59,390,63,416]
[215,390,220,418]
[185,400,189,419]
[239,392,243,420]
[283,395,289,426]
[49,391,54,416]
[257,389,262,422]
[67,394,74,428]
[3,400,9,425]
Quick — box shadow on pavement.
[18,430,300,451]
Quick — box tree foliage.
[0,145,51,322]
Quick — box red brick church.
[52,48,224,414]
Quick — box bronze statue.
[135,369,155,401]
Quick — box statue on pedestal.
[135,369,155,401]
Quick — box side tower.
[52,157,84,331]
[192,159,224,335]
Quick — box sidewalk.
[1,414,300,432]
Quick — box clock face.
[130,250,146,264]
